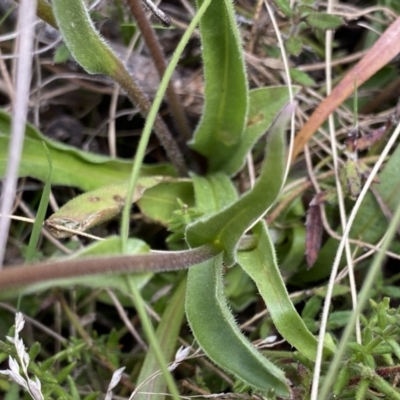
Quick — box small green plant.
[1,0,400,399]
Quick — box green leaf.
[191,172,238,214]
[52,0,120,75]
[305,13,343,31]
[273,0,293,17]
[285,37,302,56]
[186,253,290,395]
[0,109,175,191]
[237,221,333,360]
[66,375,80,400]
[82,394,100,400]
[53,43,71,64]
[37,0,57,28]
[301,296,322,320]
[221,86,299,175]
[327,311,352,330]
[56,362,77,383]
[186,103,294,266]
[137,181,194,226]
[225,265,257,312]
[189,0,248,173]
[277,225,306,272]
[135,277,186,400]
[289,68,316,86]
[45,176,181,238]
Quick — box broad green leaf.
[237,221,334,360]
[186,253,290,395]
[137,181,194,226]
[0,109,174,191]
[277,225,306,272]
[305,13,343,31]
[191,172,238,214]
[0,237,152,299]
[52,0,120,76]
[189,0,248,174]
[221,86,299,175]
[285,37,302,56]
[186,103,294,266]
[45,177,185,238]
[135,277,186,400]
[225,265,257,312]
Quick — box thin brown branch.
[126,0,192,141]
[0,245,220,289]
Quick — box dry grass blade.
[292,15,400,162]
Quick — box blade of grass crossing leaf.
[120,0,212,252]
[135,276,186,400]
[237,221,334,361]
[186,103,294,266]
[25,143,52,263]
[189,0,248,173]
[124,277,180,400]
[186,253,290,395]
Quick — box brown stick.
[126,0,192,141]
[0,245,220,289]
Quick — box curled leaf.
[186,253,290,395]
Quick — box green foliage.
[186,102,292,266]
[189,0,248,174]
[0,109,174,191]
[305,13,343,31]
[135,278,186,400]
[186,254,290,395]
[285,36,303,56]
[2,0,400,398]
[238,221,334,360]
[52,0,120,76]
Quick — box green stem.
[120,0,212,252]
[124,277,181,400]
[113,65,187,177]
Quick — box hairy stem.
[114,66,188,176]
[0,245,220,289]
